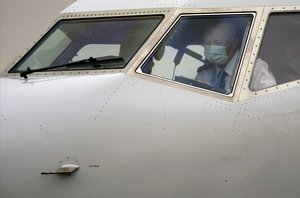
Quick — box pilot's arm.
[250,58,277,90]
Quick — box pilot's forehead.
[204,22,236,45]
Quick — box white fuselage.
[1,0,300,197]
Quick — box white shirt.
[250,58,277,90]
[195,52,239,94]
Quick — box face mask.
[204,45,229,65]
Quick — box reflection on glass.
[250,12,300,91]
[141,14,253,94]
[10,16,163,73]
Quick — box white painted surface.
[1,1,300,198]
[1,73,300,197]
[63,0,300,12]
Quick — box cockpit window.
[138,14,253,95]
[9,15,163,73]
[250,12,300,91]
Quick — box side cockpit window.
[139,14,253,95]
[9,16,163,73]
[250,12,300,91]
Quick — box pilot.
[195,22,240,94]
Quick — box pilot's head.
[203,22,239,67]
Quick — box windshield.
[138,14,253,95]
[9,15,163,73]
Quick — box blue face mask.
[204,45,229,65]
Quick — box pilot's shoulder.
[197,64,213,73]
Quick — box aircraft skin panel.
[235,90,300,197]
[1,74,300,197]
